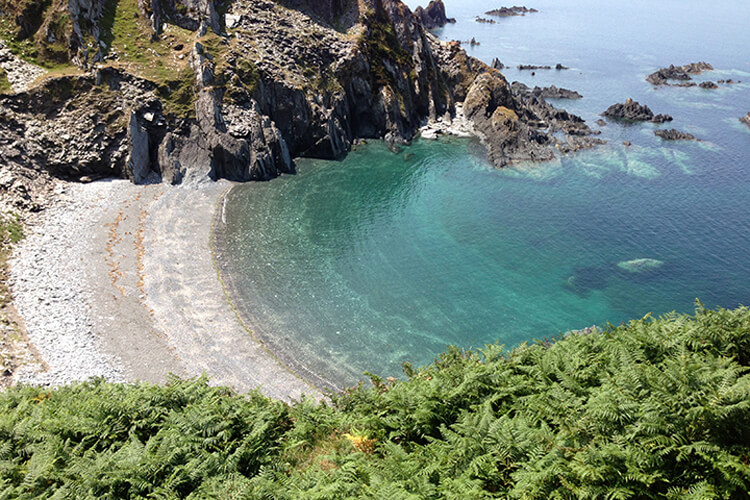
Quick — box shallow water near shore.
[217,0,750,387]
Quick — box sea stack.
[414,0,456,29]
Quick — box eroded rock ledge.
[0,0,603,210]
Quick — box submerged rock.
[654,129,698,141]
[617,258,664,273]
[564,266,611,296]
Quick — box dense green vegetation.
[360,8,414,88]
[1,304,749,498]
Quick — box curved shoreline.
[10,179,321,401]
[211,186,344,394]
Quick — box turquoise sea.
[215,0,750,388]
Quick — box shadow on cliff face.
[275,0,360,31]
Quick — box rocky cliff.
[0,0,602,206]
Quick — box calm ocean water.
[216,0,750,387]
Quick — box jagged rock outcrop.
[414,0,455,29]
[511,82,582,99]
[646,62,713,86]
[463,71,602,166]
[602,99,673,123]
[464,72,554,165]
[485,6,538,17]
[654,129,698,141]
[740,113,750,128]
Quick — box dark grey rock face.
[602,99,672,123]
[414,0,456,29]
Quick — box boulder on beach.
[617,258,664,273]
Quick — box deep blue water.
[217,0,750,387]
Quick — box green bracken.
[1,303,749,498]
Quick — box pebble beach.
[10,179,319,401]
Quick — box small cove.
[215,0,750,388]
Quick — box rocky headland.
[602,99,673,123]
[0,0,602,205]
